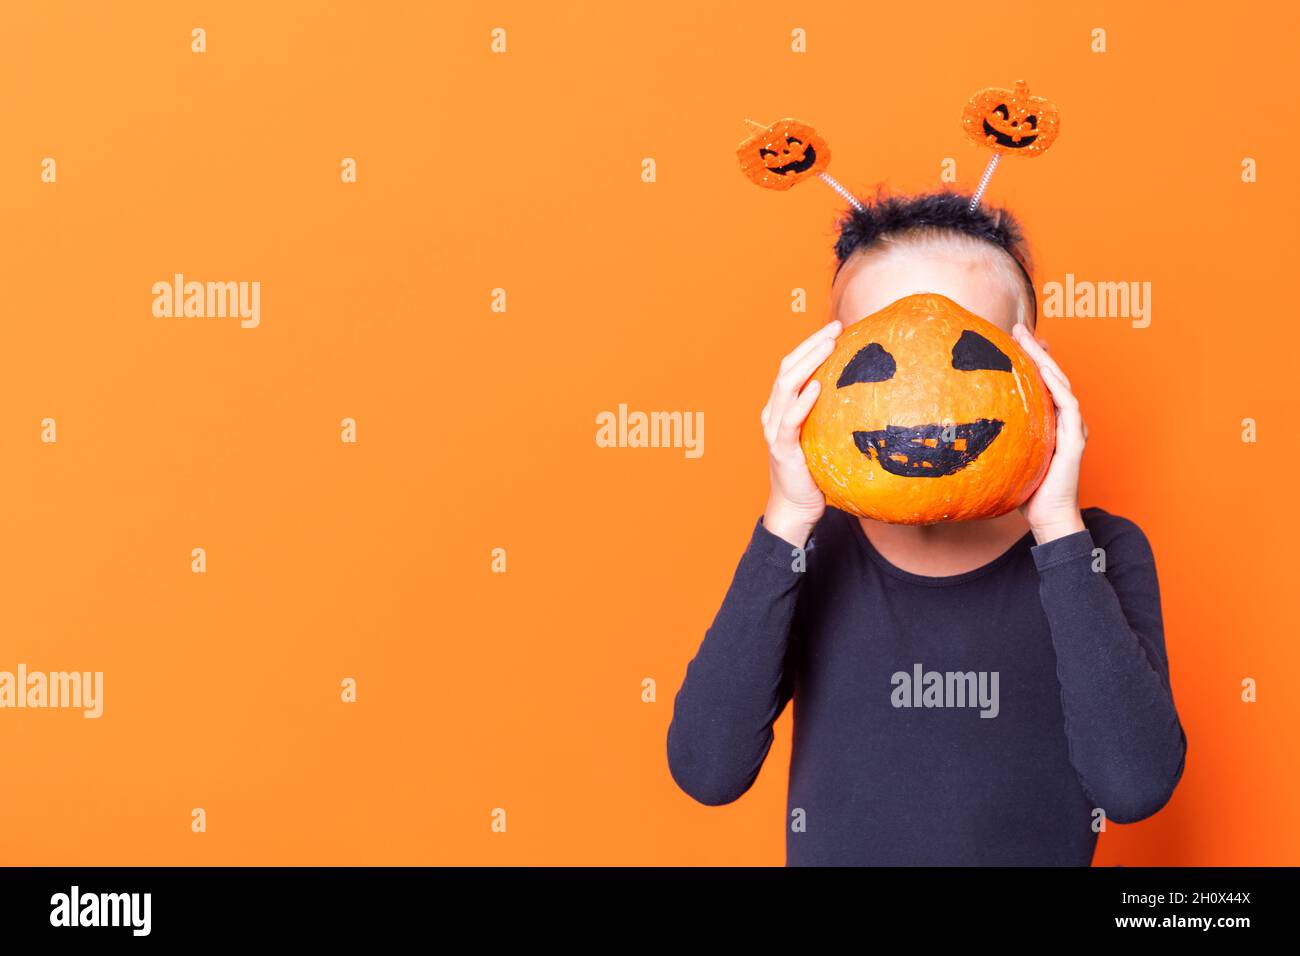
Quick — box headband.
[736,80,1060,322]
[736,80,1059,209]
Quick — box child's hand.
[1012,323,1088,545]
[761,320,842,547]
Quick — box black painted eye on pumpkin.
[836,343,896,387]
[951,329,1013,372]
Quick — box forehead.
[830,241,1026,333]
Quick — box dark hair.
[833,189,1037,324]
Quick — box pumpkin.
[800,293,1055,524]
[736,118,831,190]
[962,80,1060,158]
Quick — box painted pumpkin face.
[962,80,1060,158]
[736,118,831,190]
[801,293,1055,524]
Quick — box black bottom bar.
[0,866,1288,941]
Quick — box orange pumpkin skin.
[736,118,831,190]
[962,80,1060,158]
[800,293,1055,524]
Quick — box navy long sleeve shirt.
[666,506,1187,866]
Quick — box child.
[666,192,1187,866]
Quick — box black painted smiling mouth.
[982,105,1038,148]
[760,140,817,176]
[852,419,1004,478]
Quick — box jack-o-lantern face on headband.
[800,293,1055,524]
[962,80,1060,158]
[736,118,831,190]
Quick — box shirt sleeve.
[1030,521,1188,823]
[666,517,808,806]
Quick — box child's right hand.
[760,319,842,548]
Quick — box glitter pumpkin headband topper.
[736,80,1060,212]
[961,80,1060,209]
[735,117,865,212]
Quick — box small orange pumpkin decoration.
[801,293,1055,524]
[736,118,831,190]
[962,80,1060,158]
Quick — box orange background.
[0,1,1296,866]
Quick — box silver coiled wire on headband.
[817,172,865,212]
[968,153,1001,211]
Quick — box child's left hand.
[1012,323,1088,545]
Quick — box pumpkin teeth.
[852,419,1004,478]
